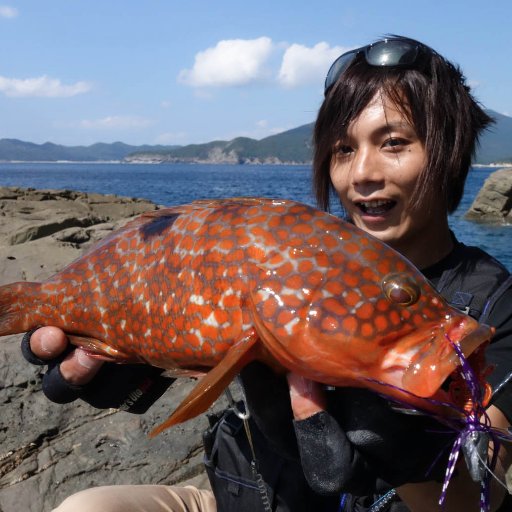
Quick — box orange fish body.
[0,198,491,436]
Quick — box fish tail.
[0,282,42,335]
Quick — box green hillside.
[125,123,314,163]
[0,109,510,164]
[0,139,179,162]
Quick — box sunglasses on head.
[324,37,432,94]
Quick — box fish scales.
[0,197,492,434]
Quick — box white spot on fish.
[192,329,204,346]
[190,294,205,305]
[204,312,219,327]
[261,287,284,306]
[283,317,300,335]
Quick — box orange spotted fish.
[0,197,492,436]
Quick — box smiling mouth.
[356,199,396,216]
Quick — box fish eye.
[382,273,420,306]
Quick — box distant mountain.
[477,110,512,164]
[125,123,314,164]
[0,109,510,164]
[0,139,180,162]
[126,109,512,165]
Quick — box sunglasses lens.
[324,39,426,95]
[365,40,419,67]
[324,49,358,92]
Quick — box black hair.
[313,35,493,214]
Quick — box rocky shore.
[465,168,512,224]
[123,151,307,165]
[0,188,213,512]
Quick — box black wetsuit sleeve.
[484,286,512,423]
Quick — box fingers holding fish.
[29,326,103,385]
[287,372,327,420]
[29,326,68,359]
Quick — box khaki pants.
[53,485,216,512]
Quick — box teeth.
[359,200,391,208]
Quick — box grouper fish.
[0,197,492,436]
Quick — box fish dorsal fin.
[149,330,260,437]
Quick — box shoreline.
[1,160,511,167]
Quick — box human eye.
[335,143,354,157]
[383,137,407,151]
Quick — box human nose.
[350,147,384,186]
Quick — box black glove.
[21,330,175,413]
[293,410,377,496]
[329,388,457,487]
[240,364,378,496]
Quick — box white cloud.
[0,5,18,18]
[80,116,153,130]
[278,42,349,88]
[178,37,273,87]
[0,75,92,97]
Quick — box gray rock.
[0,188,216,512]
[465,168,512,223]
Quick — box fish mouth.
[400,319,493,399]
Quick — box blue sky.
[1,0,511,146]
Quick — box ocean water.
[0,162,510,270]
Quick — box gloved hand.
[324,386,457,487]
[288,374,377,496]
[21,327,175,413]
[288,375,458,494]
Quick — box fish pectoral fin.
[149,331,260,438]
[67,335,138,363]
